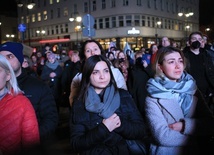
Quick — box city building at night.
[17,0,199,52]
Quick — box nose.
[91,50,96,55]
[99,72,105,79]
[175,61,181,68]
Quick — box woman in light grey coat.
[145,46,214,155]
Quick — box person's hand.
[50,72,56,78]
[102,113,121,132]
[142,60,148,68]
[168,121,184,132]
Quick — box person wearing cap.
[40,52,63,112]
[0,42,59,147]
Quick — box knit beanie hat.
[0,42,24,64]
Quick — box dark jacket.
[40,63,63,102]
[17,69,59,142]
[183,48,214,97]
[61,60,81,107]
[127,63,153,116]
[70,89,147,155]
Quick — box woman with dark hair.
[149,43,158,65]
[70,55,148,155]
[69,39,127,106]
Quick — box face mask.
[135,57,143,65]
[119,58,125,63]
[191,40,201,49]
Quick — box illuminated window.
[32,14,36,22]
[38,13,41,21]
[43,11,47,20]
[64,7,68,16]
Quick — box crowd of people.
[1,30,214,155]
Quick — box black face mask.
[135,57,142,65]
[119,58,125,63]
[191,40,201,49]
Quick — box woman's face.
[22,58,29,68]
[84,42,101,59]
[0,66,10,94]
[48,56,56,64]
[152,45,158,53]
[90,61,110,94]
[158,52,184,82]
[31,56,37,62]
[118,52,125,59]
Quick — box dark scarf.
[85,84,120,119]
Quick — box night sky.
[0,0,212,26]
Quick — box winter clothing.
[127,62,153,116]
[17,69,59,142]
[40,60,63,108]
[0,92,40,155]
[69,66,127,106]
[61,60,81,107]
[70,88,147,155]
[145,72,214,155]
[0,42,24,64]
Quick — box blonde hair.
[0,55,21,95]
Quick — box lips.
[174,71,181,74]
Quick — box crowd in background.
[1,30,214,154]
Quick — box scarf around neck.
[85,84,120,119]
[46,60,59,70]
[147,72,197,116]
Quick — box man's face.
[190,34,203,44]
[0,51,22,76]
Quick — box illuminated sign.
[127,27,140,35]
[18,24,27,32]
[39,38,70,44]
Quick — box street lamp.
[155,21,161,44]
[36,30,46,38]
[205,28,210,32]
[17,0,36,46]
[178,10,194,41]
[69,12,82,50]
[6,34,15,41]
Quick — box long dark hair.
[78,55,117,100]
[80,39,105,60]
[79,39,106,72]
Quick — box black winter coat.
[127,64,153,116]
[17,69,59,142]
[70,89,147,155]
[40,64,63,102]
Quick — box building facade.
[17,0,199,52]
[0,15,18,44]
